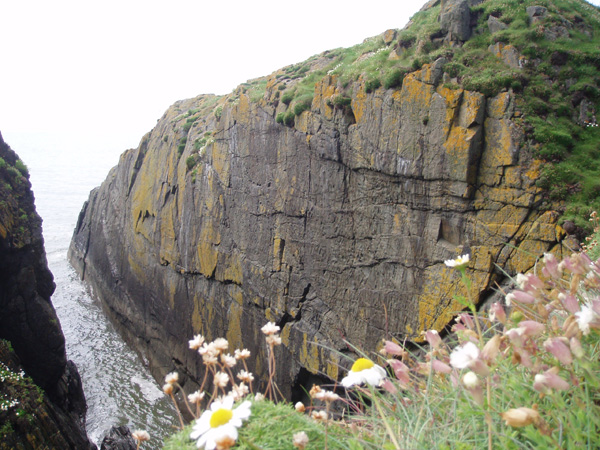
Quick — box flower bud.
[162,383,173,395]
[383,340,405,356]
[387,359,410,386]
[558,293,580,314]
[425,330,442,349]
[533,369,570,393]
[489,302,506,324]
[518,320,545,338]
[542,253,561,279]
[510,290,536,304]
[570,337,585,359]
[462,371,479,388]
[502,407,541,427]
[381,378,398,395]
[543,338,572,365]
[481,335,501,362]
[294,402,305,413]
[431,359,452,374]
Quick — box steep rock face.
[69,55,568,396]
[0,132,95,449]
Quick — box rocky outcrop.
[100,426,136,450]
[69,44,569,398]
[0,132,95,449]
[439,0,482,42]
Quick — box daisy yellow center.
[351,358,374,373]
[210,408,233,428]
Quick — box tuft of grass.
[163,399,359,450]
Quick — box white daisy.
[341,358,386,387]
[190,396,251,450]
[444,254,470,269]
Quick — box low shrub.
[281,90,295,105]
[383,68,407,89]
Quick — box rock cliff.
[0,132,95,449]
[69,0,598,397]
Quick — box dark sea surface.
[7,132,177,448]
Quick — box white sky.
[2,0,600,154]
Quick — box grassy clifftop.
[189,0,600,233]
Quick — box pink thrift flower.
[383,340,405,356]
[533,369,570,393]
[425,330,442,349]
[381,378,398,394]
[570,337,585,359]
[509,290,536,304]
[489,302,507,324]
[481,335,501,362]
[518,320,546,338]
[431,359,452,374]
[558,293,580,314]
[543,338,573,365]
[387,359,410,387]
[457,314,475,330]
[542,253,561,279]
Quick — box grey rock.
[487,15,508,34]
[440,0,472,41]
[527,6,548,22]
[100,426,136,450]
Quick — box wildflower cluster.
[0,362,25,383]
[159,324,291,449]
[0,393,19,412]
[337,252,600,449]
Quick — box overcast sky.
[2,0,600,154]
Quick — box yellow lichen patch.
[487,92,511,119]
[299,332,320,373]
[313,76,338,120]
[191,295,206,334]
[525,160,543,181]
[226,300,244,351]
[437,85,464,130]
[401,74,434,112]
[229,285,244,306]
[273,237,284,272]
[460,91,485,127]
[444,125,480,183]
[218,252,243,285]
[482,117,517,170]
[196,223,220,278]
[165,275,178,310]
[416,263,490,337]
[234,94,252,123]
[159,204,177,264]
[211,141,231,187]
[325,359,339,381]
[352,81,368,124]
[280,324,291,346]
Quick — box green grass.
[163,399,361,450]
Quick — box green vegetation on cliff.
[227,0,600,234]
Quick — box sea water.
[7,131,177,448]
